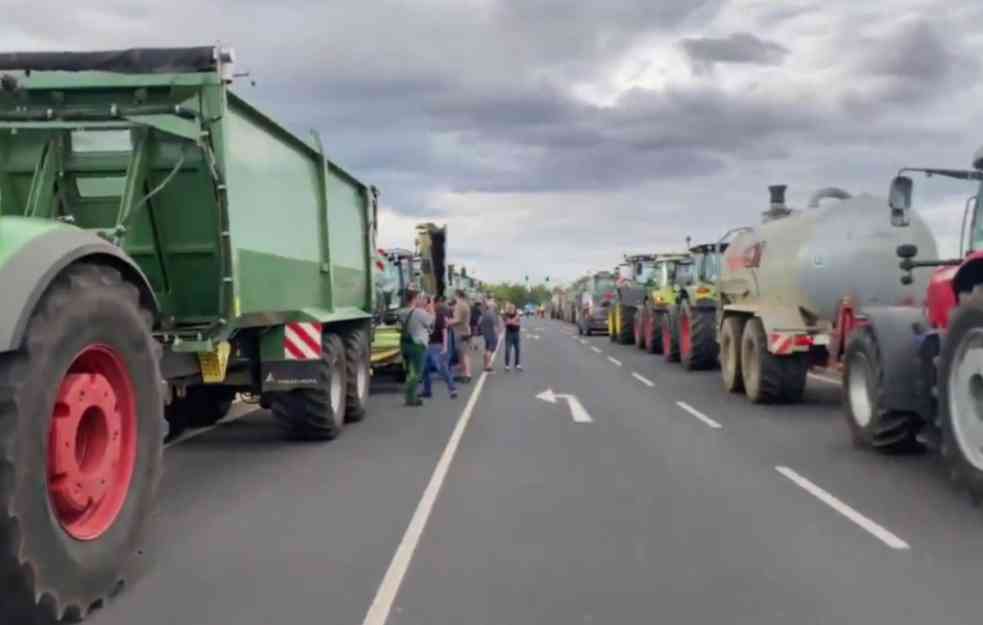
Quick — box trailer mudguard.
[0,220,158,353]
[860,305,932,419]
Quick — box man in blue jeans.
[422,295,458,399]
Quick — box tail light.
[794,335,814,347]
[695,287,711,297]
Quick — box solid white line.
[808,372,840,386]
[607,356,622,367]
[632,372,654,387]
[675,401,722,429]
[775,466,910,550]
[590,346,602,353]
[362,362,492,625]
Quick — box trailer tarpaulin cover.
[0,47,219,74]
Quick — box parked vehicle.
[718,185,935,403]
[633,253,689,358]
[843,152,983,499]
[577,271,616,336]
[673,243,728,370]
[0,47,379,621]
[608,254,657,345]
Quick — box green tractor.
[608,254,658,345]
[672,243,727,370]
[633,254,689,359]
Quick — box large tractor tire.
[165,386,236,437]
[679,302,718,371]
[647,311,664,354]
[661,308,680,362]
[342,326,371,423]
[720,315,746,393]
[634,310,646,350]
[740,318,784,403]
[938,287,983,502]
[271,333,347,440]
[618,305,635,345]
[608,308,618,343]
[0,263,163,623]
[843,327,921,452]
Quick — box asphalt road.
[90,318,983,625]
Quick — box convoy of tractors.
[554,170,983,509]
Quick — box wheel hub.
[357,360,369,401]
[48,345,137,541]
[848,353,874,427]
[330,366,344,420]
[950,332,983,471]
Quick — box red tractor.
[845,151,983,501]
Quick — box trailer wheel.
[342,327,371,423]
[680,302,718,371]
[272,333,347,440]
[661,309,680,362]
[720,315,745,392]
[0,263,163,623]
[780,354,809,402]
[740,318,782,403]
[939,287,983,500]
[618,305,635,345]
[843,328,920,452]
[165,387,235,437]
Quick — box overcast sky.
[5,0,982,284]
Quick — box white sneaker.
[516,364,523,371]
[504,366,511,371]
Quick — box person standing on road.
[470,299,483,351]
[400,291,433,407]
[422,296,458,399]
[479,300,501,372]
[503,302,523,371]
[449,289,473,383]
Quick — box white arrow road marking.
[775,466,910,550]
[607,356,622,367]
[632,372,655,387]
[537,388,593,423]
[676,401,722,429]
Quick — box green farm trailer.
[0,47,376,621]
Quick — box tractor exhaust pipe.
[763,184,792,222]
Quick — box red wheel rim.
[680,312,691,358]
[48,344,138,541]
[662,316,672,354]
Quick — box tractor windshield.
[971,193,983,253]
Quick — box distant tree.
[485,282,551,307]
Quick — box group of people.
[399,289,525,406]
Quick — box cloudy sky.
[5,0,982,284]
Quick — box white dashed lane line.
[631,372,655,387]
[675,401,722,429]
[775,466,910,551]
[590,346,602,354]
[607,356,622,367]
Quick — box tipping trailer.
[718,185,934,404]
[416,222,447,298]
[843,152,983,497]
[633,253,689,357]
[0,47,377,621]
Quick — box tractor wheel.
[342,326,371,423]
[608,308,617,343]
[0,263,163,623]
[661,308,680,362]
[647,312,663,354]
[634,310,646,350]
[679,302,718,371]
[843,327,921,452]
[271,333,347,440]
[740,318,783,403]
[165,386,236,437]
[720,315,746,393]
[939,286,983,501]
[619,305,635,345]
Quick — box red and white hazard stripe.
[284,322,322,360]
[768,332,817,355]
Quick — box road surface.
[91,318,983,625]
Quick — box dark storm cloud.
[680,32,789,73]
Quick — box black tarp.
[0,47,221,74]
